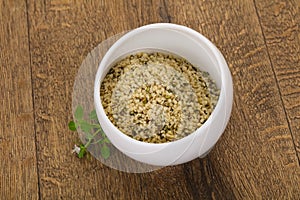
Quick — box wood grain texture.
[0,0,39,199]
[0,0,295,199]
[166,0,300,198]
[254,0,300,161]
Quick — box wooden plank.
[165,0,300,198]
[0,0,39,199]
[27,0,213,199]
[254,0,300,161]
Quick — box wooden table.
[1,0,299,199]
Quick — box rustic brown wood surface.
[0,0,299,199]
[0,0,39,199]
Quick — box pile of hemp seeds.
[100,52,220,143]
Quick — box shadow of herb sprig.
[69,105,111,159]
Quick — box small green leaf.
[75,105,84,120]
[103,137,110,144]
[68,121,77,131]
[78,145,86,158]
[86,132,94,140]
[89,110,98,120]
[101,144,110,159]
[80,121,93,133]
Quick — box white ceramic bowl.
[94,23,233,166]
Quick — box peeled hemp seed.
[100,52,220,143]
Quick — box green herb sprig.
[69,105,111,159]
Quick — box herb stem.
[84,129,102,148]
[91,124,101,128]
[91,138,104,145]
